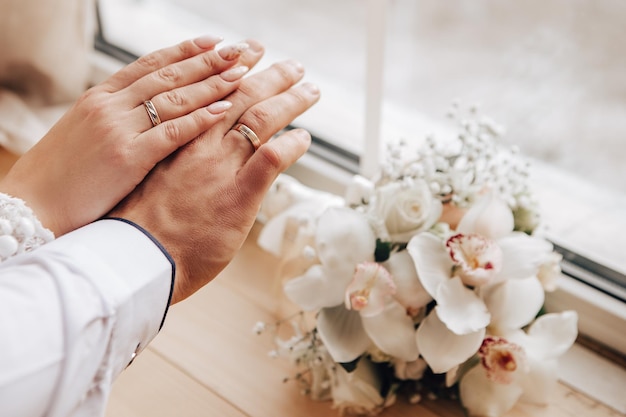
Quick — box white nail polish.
[220,66,249,82]
[218,42,250,60]
[207,100,232,114]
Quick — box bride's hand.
[0,36,265,236]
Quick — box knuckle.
[79,90,112,119]
[177,40,197,58]
[233,82,257,102]
[199,80,220,99]
[75,86,100,107]
[74,89,123,138]
[156,65,182,83]
[107,144,133,168]
[89,100,110,118]
[163,89,186,107]
[199,51,220,69]
[245,105,274,129]
[189,108,209,129]
[257,144,282,170]
[135,53,161,71]
[163,121,183,144]
[287,88,310,109]
[271,61,297,83]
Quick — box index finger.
[102,35,224,92]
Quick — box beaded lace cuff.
[0,193,55,262]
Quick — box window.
[97,0,626,354]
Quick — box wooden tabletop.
[0,146,620,417]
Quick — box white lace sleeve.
[0,193,55,262]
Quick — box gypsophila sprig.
[378,104,534,211]
[255,107,577,417]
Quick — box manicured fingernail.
[293,128,311,143]
[218,42,249,60]
[220,65,249,82]
[300,82,320,95]
[247,40,264,53]
[193,35,223,49]
[207,100,232,114]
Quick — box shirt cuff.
[104,217,176,330]
[56,218,174,371]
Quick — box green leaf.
[375,239,392,262]
[339,356,361,373]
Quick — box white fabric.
[0,219,173,417]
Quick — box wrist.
[0,169,63,236]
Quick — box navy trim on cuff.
[103,217,175,331]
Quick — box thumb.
[237,128,311,197]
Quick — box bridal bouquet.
[255,106,578,417]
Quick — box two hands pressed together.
[0,35,319,303]
[0,35,319,416]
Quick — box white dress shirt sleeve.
[0,218,174,417]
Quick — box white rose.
[330,358,388,415]
[373,180,442,242]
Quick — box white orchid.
[257,174,343,258]
[459,311,578,417]
[407,192,554,374]
[284,207,423,364]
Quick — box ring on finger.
[232,123,261,151]
[143,100,162,127]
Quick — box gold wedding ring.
[232,123,261,151]
[143,100,162,127]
